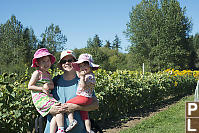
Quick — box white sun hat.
[57,50,76,69]
[72,53,99,71]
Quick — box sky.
[0,0,199,53]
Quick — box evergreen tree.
[23,27,37,66]
[104,40,111,49]
[86,34,102,48]
[112,35,121,50]
[93,34,103,47]
[86,38,93,48]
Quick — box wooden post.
[143,63,144,78]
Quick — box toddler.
[65,53,99,133]
[28,48,64,133]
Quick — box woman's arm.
[61,97,99,113]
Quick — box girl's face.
[79,61,91,74]
[37,56,51,71]
[61,55,76,72]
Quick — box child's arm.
[77,71,86,89]
[46,75,54,90]
[79,75,86,89]
[28,71,43,91]
[28,71,49,96]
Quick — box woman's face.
[61,55,76,72]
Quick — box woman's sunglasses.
[60,59,74,64]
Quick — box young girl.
[65,53,99,133]
[28,48,64,133]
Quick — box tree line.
[1,0,199,75]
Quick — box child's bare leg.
[84,119,91,132]
[50,116,57,133]
[85,119,91,132]
[67,112,74,123]
[56,113,64,127]
[65,112,77,132]
[56,113,65,133]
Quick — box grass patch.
[120,95,194,133]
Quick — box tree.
[190,33,199,69]
[86,34,102,48]
[0,15,37,73]
[86,38,93,48]
[73,47,108,69]
[104,40,111,49]
[23,27,37,66]
[124,0,192,72]
[39,24,67,53]
[73,47,127,71]
[112,35,121,50]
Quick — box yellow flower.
[174,81,178,86]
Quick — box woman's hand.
[61,103,78,113]
[49,103,62,115]
[61,97,99,113]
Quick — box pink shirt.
[76,73,96,98]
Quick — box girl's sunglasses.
[60,59,74,64]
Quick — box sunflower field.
[0,68,198,132]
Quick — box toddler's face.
[79,61,91,74]
[37,56,51,71]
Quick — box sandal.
[65,119,78,132]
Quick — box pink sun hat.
[72,53,99,71]
[31,48,56,67]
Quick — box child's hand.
[42,89,50,96]
[79,70,87,77]
[76,71,85,79]
[42,83,50,96]
[43,83,50,90]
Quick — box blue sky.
[0,0,198,53]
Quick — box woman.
[44,50,99,133]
